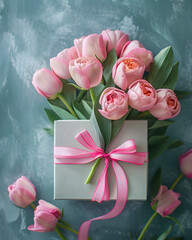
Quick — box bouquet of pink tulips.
[7,29,192,240]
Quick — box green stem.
[55,227,67,240]
[85,158,101,184]
[90,88,95,106]
[57,223,91,240]
[57,223,78,235]
[137,212,158,240]
[76,90,86,102]
[58,219,71,227]
[57,93,78,118]
[170,173,184,190]
[30,202,36,210]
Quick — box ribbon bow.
[54,130,147,240]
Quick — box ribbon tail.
[92,160,109,203]
[78,161,128,240]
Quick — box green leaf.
[129,232,133,240]
[162,62,179,90]
[44,108,61,125]
[68,83,86,91]
[111,112,128,140]
[151,167,162,201]
[49,80,76,109]
[90,93,112,149]
[43,128,54,136]
[174,90,192,100]
[168,140,184,149]
[102,49,117,83]
[157,225,173,240]
[147,46,174,89]
[148,120,175,130]
[73,101,90,119]
[149,135,169,145]
[151,199,158,211]
[149,139,180,161]
[82,100,92,115]
[49,103,76,120]
[166,216,184,234]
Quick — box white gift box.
[54,120,148,200]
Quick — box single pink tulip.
[8,176,36,208]
[99,87,129,120]
[151,185,181,217]
[179,149,192,178]
[101,29,129,57]
[50,47,78,80]
[69,56,103,89]
[28,200,61,232]
[112,57,145,90]
[74,34,107,61]
[32,68,62,99]
[128,79,157,111]
[149,89,181,120]
[120,40,153,70]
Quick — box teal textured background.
[0,0,192,239]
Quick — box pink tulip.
[101,29,129,57]
[28,200,61,232]
[69,56,103,89]
[112,57,145,90]
[120,40,153,70]
[99,87,129,120]
[50,47,78,80]
[74,34,107,61]
[151,185,181,217]
[32,68,63,99]
[179,149,192,178]
[128,79,157,111]
[149,89,181,120]
[8,176,36,208]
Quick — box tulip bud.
[149,89,181,120]
[32,68,63,99]
[74,34,107,61]
[8,176,36,208]
[151,185,181,217]
[112,57,145,90]
[69,56,103,89]
[50,47,78,80]
[101,29,129,57]
[128,79,157,111]
[179,149,192,178]
[99,87,129,120]
[28,200,61,232]
[120,40,153,70]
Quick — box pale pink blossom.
[128,79,157,111]
[8,176,36,208]
[69,56,103,89]
[99,87,129,120]
[112,57,145,90]
[74,34,107,61]
[101,29,129,57]
[149,89,181,120]
[32,68,62,99]
[28,200,61,232]
[50,46,78,80]
[179,149,192,178]
[120,40,153,70]
[151,185,181,217]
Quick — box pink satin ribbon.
[54,130,148,240]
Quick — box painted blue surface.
[0,0,192,239]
